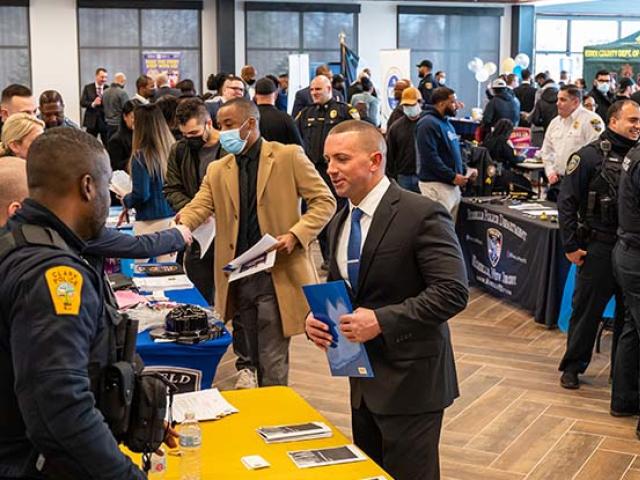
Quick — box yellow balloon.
[502,57,516,73]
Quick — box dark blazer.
[154,86,182,101]
[327,182,468,415]
[514,82,536,112]
[80,83,108,130]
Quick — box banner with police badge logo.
[456,200,570,327]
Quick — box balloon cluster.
[467,53,530,83]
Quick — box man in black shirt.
[386,87,422,193]
[254,77,303,146]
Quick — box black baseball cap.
[255,77,277,95]
[416,59,433,69]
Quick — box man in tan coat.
[178,98,336,388]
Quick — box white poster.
[288,54,310,115]
[379,49,412,121]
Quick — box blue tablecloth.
[135,285,231,391]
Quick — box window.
[535,15,640,82]
[0,6,30,88]
[245,4,358,78]
[78,8,201,97]
[398,8,502,115]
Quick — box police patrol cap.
[255,77,278,95]
[400,87,422,105]
[416,59,433,69]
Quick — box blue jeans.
[397,174,420,194]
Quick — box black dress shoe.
[560,371,579,389]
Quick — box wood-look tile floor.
[213,283,639,480]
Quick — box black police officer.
[296,74,359,265]
[0,128,153,478]
[417,59,435,106]
[557,99,640,389]
[611,138,640,422]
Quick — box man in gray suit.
[306,120,468,480]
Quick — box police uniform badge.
[348,107,360,120]
[572,121,580,129]
[329,109,337,119]
[566,154,581,175]
[623,156,632,172]
[590,118,603,132]
[45,266,83,315]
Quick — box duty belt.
[590,230,617,244]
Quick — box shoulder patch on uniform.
[566,154,581,175]
[623,156,632,172]
[590,118,603,132]
[45,266,83,315]
[426,82,433,89]
[348,108,360,120]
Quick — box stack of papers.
[224,234,278,283]
[288,445,367,469]
[257,422,332,444]
[170,388,238,423]
[114,290,147,309]
[133,274,194,292]
[192,217,216,259]
[109,170,132,197]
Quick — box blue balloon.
[513,65,523,79]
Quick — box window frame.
[0,3,32,88]
[244,2,359,77]
[76,6,203,94]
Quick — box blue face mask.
[219,119,249,154]
[596,82,610,94]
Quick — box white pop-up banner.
[379,49,412,121]
[287,54,310,115]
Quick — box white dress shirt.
[540,105,604,177]
[337,176,391,286]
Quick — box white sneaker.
[234,368,258,389]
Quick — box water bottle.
[146,448,167,479]
[178,412,202,480]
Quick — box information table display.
[456,198,570,327]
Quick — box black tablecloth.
[456,198,570,327]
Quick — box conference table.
[124,386,390,479]
[456,198,571,327]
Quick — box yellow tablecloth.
[123,386,390,479]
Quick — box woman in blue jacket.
[122,104,176,261]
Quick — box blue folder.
[302,281,374,378]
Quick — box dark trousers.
[314,162,345,262]
[352,401,444,480]
[559,240,624,374]
[183,239,215,305]
[87,117,109,145]
[612,242,640,413]
[106,124,119,142]
[232,272,290,386]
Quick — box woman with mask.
[385,87,423,193]
[0,113,44,159]
[121,103,176,261]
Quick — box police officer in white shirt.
[540,84,604,199]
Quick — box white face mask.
[597,82,610,94]
[403,104,422,119]
[439,78,446,85]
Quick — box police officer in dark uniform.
[417,59,435,106]
[296,74,359,265]
[611,128,640,422]
[557,99,640,390]
[0,128,174,478]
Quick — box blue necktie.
[347,207,363,291]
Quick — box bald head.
[156,73,168,88]
[28,128,112,239]
[310,75,332,105]
[114,72,126,86]
[0,157,27,226]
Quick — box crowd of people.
[2,56,640,480]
